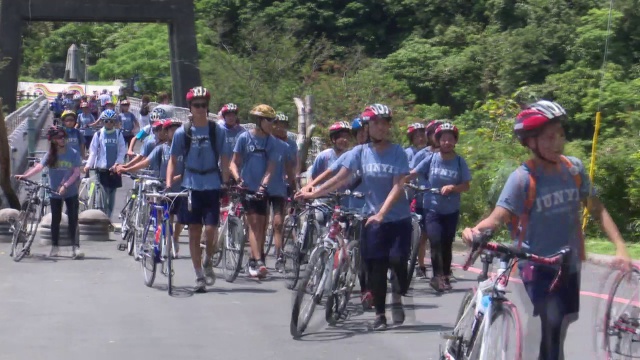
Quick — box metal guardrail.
[5,95,48,137]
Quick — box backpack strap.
[560,155,585,260]
[184,122,193,157]
[208,121,223,184]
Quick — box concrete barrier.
[0,208,20,243]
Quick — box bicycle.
[9,178,58,262]
[220,186,263,283]
[289,191,360,338]
[440,230,571,360]
[138,185,190,295]
[78,168,108,213]
[117,171,155,256]
[601,264,640,359]
[405,184,441,287]
[281,197,329,290]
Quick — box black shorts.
[268,196,286,215]
[521,264,580,317]
[169,196,182,216]
[242,192,268,216]
[360,217,412,261]
[178,189,220,226]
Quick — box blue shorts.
[521,264,581,317]
[360,217,412,261]
[178,189,220,226]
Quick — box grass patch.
[586,237,640,259]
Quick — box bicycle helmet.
[361,104,392,121]
[120,99,130,106]
[104,100,114,106]
[434,122,459,141]
[47,125,66,140]
[426,120,443,134]
[152,120,164,130]
[329,121,352,139]
[249,104,276,119]
[514,100,567,144]
[274,112,289,123]
[73,94,82,101]
[351,117,365,134]
[79,102,89,108]
[149,105,175,122]
[220,103,238,115]
[61,110,77,121]
[100,109,117,121]
[407,122,426,137]
[186,86,211,103]
[162,119,182,129]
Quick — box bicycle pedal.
[117,243,127,251]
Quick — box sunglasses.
[103,119,114,123]
[259,117,275,123]
[191,103,208,109]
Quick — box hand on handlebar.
[441,185,455,196]
[613,246,633,272]
[14,174,26,180]
[461,227,481,246]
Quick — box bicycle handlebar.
[18,178,59,196]
[462,230,572,292]
[404,183,441,194]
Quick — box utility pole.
[80,44,89,95]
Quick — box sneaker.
[203,260,216,286]
[416,266,427,279]
[430,276,445,293]
[391,303,405,325]
[275,255,285,273]
[257,260,268,279]
[373,315,387,331]
[448,274,458,283]
[361,291,373,310]
[49,246,60,257]
[72,246,85,260]
[248,259,259,278]
[194,277,207,293]
[172,241,180,259]
[443,276,453,291]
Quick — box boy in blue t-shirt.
[461,100,630,360]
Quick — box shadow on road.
[208,287,278,295]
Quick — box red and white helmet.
[514,100,567,144]
[407,122,426,137]
[426,120,444,134]
[361,104,392,121]
[434,122,459,141]
[186,86,211,103]
[220,103,238,115]
[329,121,352,139]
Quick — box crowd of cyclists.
[14,84,634,359]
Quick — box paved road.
[1,117,630,359]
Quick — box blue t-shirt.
[170,123,227,191]
[78,113,96,137]
[413,152,472,214]
[310,148,339,182]
[329,149,364,209]
[119,112,136,136]
[140,134,157,157]
[409,147,433,209]
[404,146,423,163]
[285,138,298,165]
[267,138,289,197]
[101,130,121,168]
[234,131,279,193]
[497,156,593,271]
[40,148,82,199]
[219,122,247,155]
[64,127,85,155]
[342,144,411,222]
[148,143,184,192]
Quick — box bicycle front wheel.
[10,210,30,260]
[222,217,245,283]
[480,301,522,360]
[603,267,640,359]
[140,225,157,287]
[407,218,422,288]
[290,247,327,338]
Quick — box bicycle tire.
[444,288,481,360]
[166,234,173,296]
[14,202,41,262]
[264,208,274,257]
[480,301,522,360]
[603,267,640,359]
[326,251,346,326]
[407,218,422,288]
[126,227,136,256]
[140,224,157,287]
[340,240,360,314]
[223,217,245,283]
[283,224,300,290]
[290,247,327,338]
[10,210,30,260]
[211,219,226,267]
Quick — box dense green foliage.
[19,0,640,238]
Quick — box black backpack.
[183,120,222,183]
